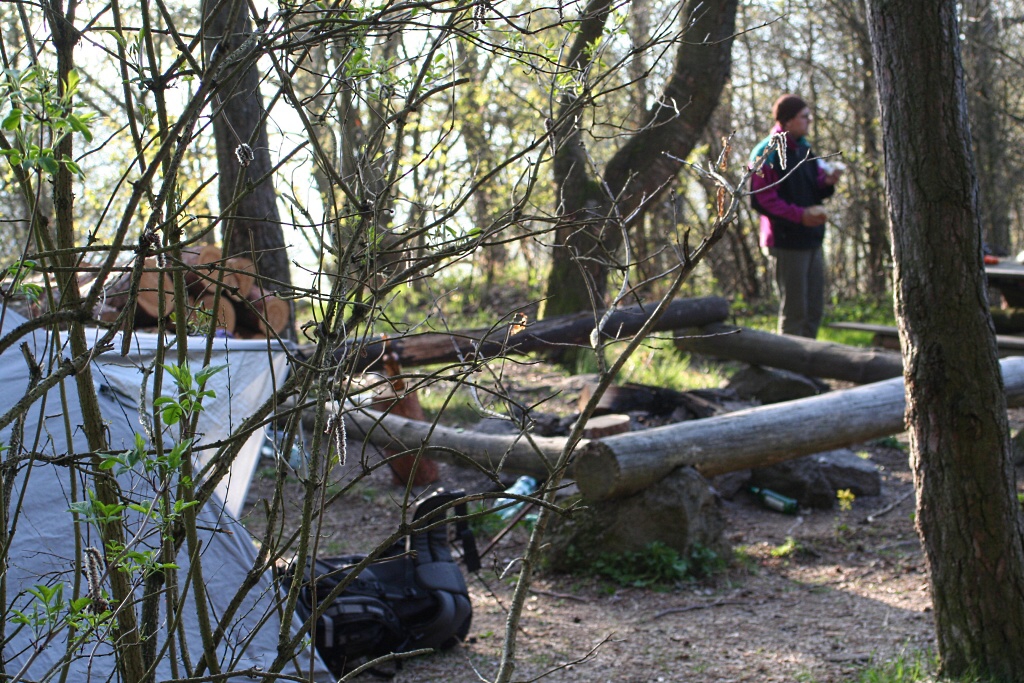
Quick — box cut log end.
[572,440,624,501]
[96,260,175,324]
[193,293,237,334]
[234,287,290,336]
[181,246,256,300]
[580,414,632,439]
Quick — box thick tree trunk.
[542,0,738,318]
[202,0,292,300]
[676,323,903,384]
[866,1,1024,679]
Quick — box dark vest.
[754,143,834,250]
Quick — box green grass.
[417,384,488,425]
[733,294,897,349]
[567,541,726,588]
[573,334,729,391]
[856,651,936,683]
[769,536,803,558]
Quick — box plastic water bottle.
[750,486,798,514]
[494,476,537,520]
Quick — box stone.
[709,469,752,500]
[751,456,835,509]
[726,365,826,405]
[812,448,882,497]
[749,449,883,508]
[543,466,726,572]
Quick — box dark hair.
[772,94,809,124]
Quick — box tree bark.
[338,296,730,370]
[345,356,1024,499]
[866,1,1024,678]
[202,0,292,297]
[542,0,738,318]
[962,0,1011,254]
[342,407,569,480]
[676,323,903,384]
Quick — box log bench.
[827,321,1024,356]
[826,322,901,350]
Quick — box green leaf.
[67,113,93,142]
[64,69,80,96]
[0,149,23,166]
[161,408,183,426]
[68,500,92,516]
[165,439,192,470]
[106,29,127,48]
[195,364,225,385]
[38,155,59,176]
[1,108,22,131]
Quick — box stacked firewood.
[90,245,289,338]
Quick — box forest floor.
[242,363,1024,683]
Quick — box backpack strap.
[411,492,480,573]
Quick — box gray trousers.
[770,246,825,338]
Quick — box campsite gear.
[0,309,322,680]
[284,492,480,676]
[493,476,537,520]
[750,486,799,514]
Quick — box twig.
[863,489,914,524]
[529,588,589,603]
[650,597,746,620]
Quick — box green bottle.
[750,486,799,514]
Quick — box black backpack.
[283,492,480,676]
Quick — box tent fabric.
[0,309,328,681]
[88,327,291,517]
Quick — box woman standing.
[749,94,842,338]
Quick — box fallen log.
[340,404,581,480]
[337,296,730,370]
[675,323,903,384]
[574,356,1024,501]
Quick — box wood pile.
[90,245,289,338]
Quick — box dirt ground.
[241,369,1024,683]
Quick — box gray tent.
[0,308,328,681]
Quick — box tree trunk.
[337,296,730,370]
[676,323,903,384]
[962,0,1011,254]
[542,0,738,318]
[853,0,889,297]
[343,357,1024,499]
[202,0,292,306]
[866,1,1024,679]
[575,356,1024,500]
